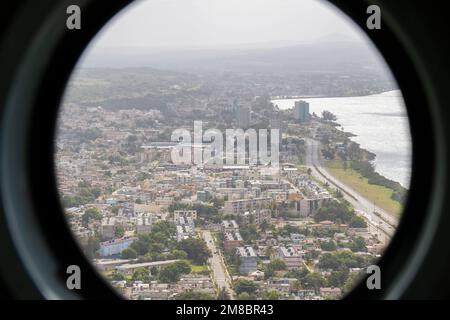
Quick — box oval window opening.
[55,0,411,300]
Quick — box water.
[271,90,411,188]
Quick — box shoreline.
[272,90,410,188]
[270,89,400,102]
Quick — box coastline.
[270,88,400,101]
[272,90,411,188]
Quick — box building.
[275,246,303,270]
[99,237,137,257]
[241,209,271,226]
[173,210,197,222]
[320,287,342,299]
[221,220,239,233]
[100,217,117,239]
[223,197,271,215]
[136,216,152,235]
[291,233,306,244]
[293,100,309,122]
[267,278,297,294]
[176,224,195,242]
[236,246,257,275]
[223,231,243,251]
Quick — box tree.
[110,271,125,281]
[292,280,302,293]
[265,259,287,278]
[348,236,367,252]
[262,290,281,300]
[234,279,259,295]
[239,225,259,244]
[217,288,231,300]
[114,225,125,238]
[132,267,151,283]
[170,249,188,260]
[85,235,100,259]
[178,238,210,264]
[322,110,337,122]
[285,267,310,281]
[175,291,215,300]
[318,253,341,270]
[302,272,326,290]
[320,240,337,251]
[121,248,137,259]
[81,207,102,226]
[159,261,191,283]
[349,216,367,228]
[237,292,251,300]
[328,269,350,288]
[319,251,366,271]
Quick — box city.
[56,68,404,300]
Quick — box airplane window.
[55,0,411,300]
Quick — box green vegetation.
[174,290,215,300]
[129,221,177,259]
[319,240,337,251]
[234,279,259,295]
[131,267,151,282]
[314,199,367,228]
[325,160,402,217]
[114,225,125,238]
[168,202,222,223]
[351,160,407,203]
[62,181,102,208]
[190,263,209,274]
[341,236,367,253]
[264,259,287,279]
[81,207,102,226]
[239,224,260,244]
[158,260,191,283]
[318,250,367,271]
[261,290,282,300]
[178,238,210,265]
[285,267,326,290]
[109,270,125,281]
[121,248,137,259]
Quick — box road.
[202,230,235,299]
[304,138,398,243]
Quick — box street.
[304,138,398,243]
[202,230,235,299]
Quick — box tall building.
[237,106,251,128]
[293,100,310,122]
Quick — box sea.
[271,90,411,188]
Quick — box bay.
[271,90,411,188]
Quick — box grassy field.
[324,160,402,218]
[190,263,208,274]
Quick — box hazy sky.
[91,0,367,49]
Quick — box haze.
[88,0,367,50]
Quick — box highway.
[202,230,235,299]
[304,138,398,243]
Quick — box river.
[271,90,411,188]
